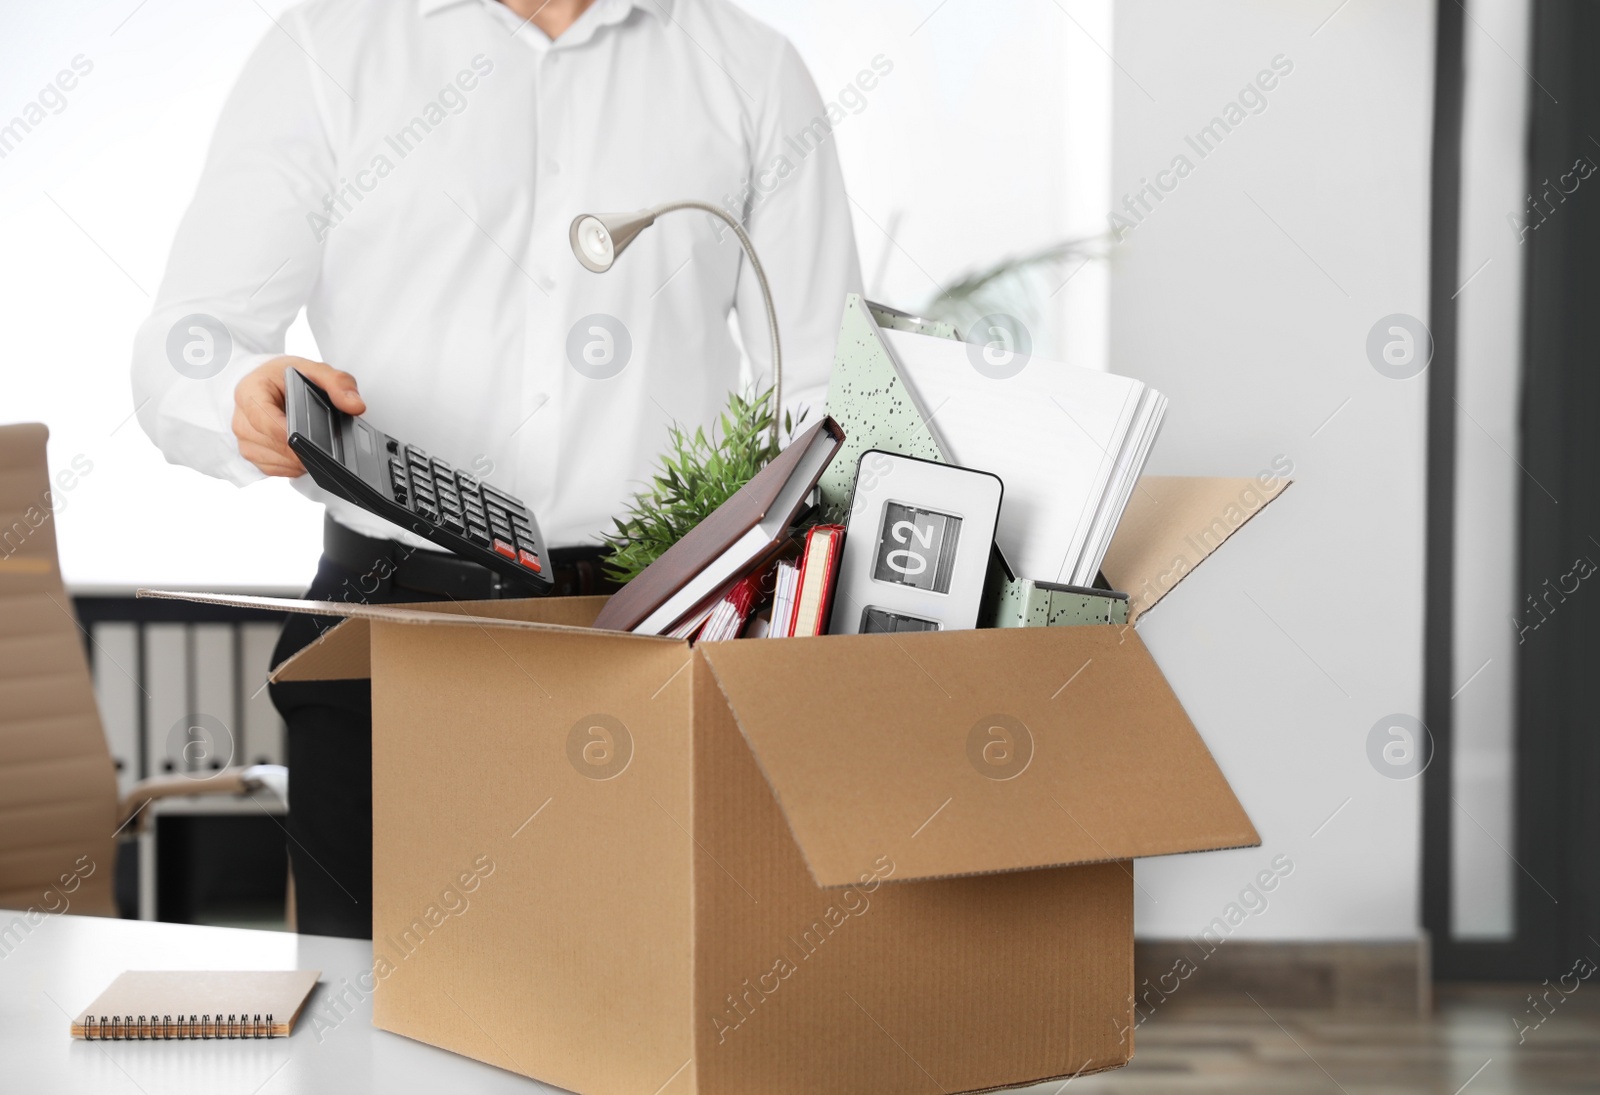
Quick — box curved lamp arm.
[569,201,783,446]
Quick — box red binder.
[788,524,846,638]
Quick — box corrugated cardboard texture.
[0,424,116,915]
[368,620,697,1094]
[140,588,622,638]
[273,618,371,682]
[270,596,612,682]
[700,626,1258,888]
[691,658,1132,1094]
[1102,475,1291,621]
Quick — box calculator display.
[304,384,336,456]
[871,502,962,593]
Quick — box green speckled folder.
[991,578,1131,628]
[818,295,950,519]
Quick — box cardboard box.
[153,474,1286,1094]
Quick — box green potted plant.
[602,388,804,584]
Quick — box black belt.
[322,517,621,600]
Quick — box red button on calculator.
[493,539,516,559]
[518,550,542,572]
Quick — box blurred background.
[5,0,1599,1089]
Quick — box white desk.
[0,912,562,1094]
[1,913,1082,1095]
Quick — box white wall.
[1112,0,1434,939]
[1,0,325,592]
[740,0,1110,368]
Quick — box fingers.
[240,437,304,477]
[239,384,290,444]
[294,358,366,415]
[231,355,360,478]
[232,367,300,477]
[237,440,301,477]
[232,404,303,477]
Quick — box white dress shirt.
[131,0,861,549]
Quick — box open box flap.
[274,618,372,682]
[137,590,668,683]
[698,625,1259,887]
[1102,475,1291,621]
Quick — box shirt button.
[546,159,562,175]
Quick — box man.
[131,0,861,937]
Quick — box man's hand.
[232,356,366,477]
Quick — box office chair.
[0,422,286,919]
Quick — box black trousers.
[267,553,450,938]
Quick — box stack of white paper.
[880,329,1166,588]
[768,559,800,639]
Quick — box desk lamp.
[569,202,783,445]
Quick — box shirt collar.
[417,0,673,20]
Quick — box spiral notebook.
[71,970,321,1040]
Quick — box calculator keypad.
[389,446,543,574]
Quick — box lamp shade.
[569,210,657,272]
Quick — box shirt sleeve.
[129,11,337,486]
[734,39,864,433]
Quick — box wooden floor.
[1030,984,1600,1094]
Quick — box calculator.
[283,367,553,594]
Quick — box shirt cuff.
[151,351,282,488]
